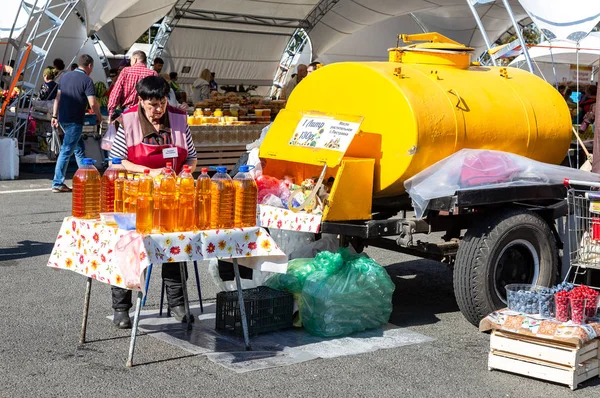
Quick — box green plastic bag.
[300,249,395,337]
[264,258,321,327]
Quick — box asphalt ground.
[1,172,599,397]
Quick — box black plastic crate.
[215,286,294,336]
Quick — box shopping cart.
[565,178,600,288]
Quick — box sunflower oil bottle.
[123,174,133,212]
[177,165,196,231]
[100,158,126,212]
[124,174,139,213]
[113,172,126,212]
[158,165,177,232]
[152,175,161,230]
[195,167,211,230]
[136,169,154,234]
[72,158,101,219]
[210,166,235,229]
[233,165,258,228]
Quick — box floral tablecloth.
[258,204,322,233]
[47,217,288,291]
[480,308,600,347]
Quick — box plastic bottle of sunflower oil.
[195,167,211,230]
[136,169,154,234]
[233,165,258,228]
[210,166,235,229]
[72,158,101,219]
[113,172,126,212]
[158,165,177,232]
[177,165,196,231]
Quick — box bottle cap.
[112,158,122,164]
[144,169,150,174]
[166,162,173,168]
[215,166,227,173]
[239,165,250,172]
[82,158,94,165]
[118,172,125,178]
[201,167,208,173]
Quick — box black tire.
[453,209,558,326]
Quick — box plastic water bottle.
[195,167,211,230]
[113,172,126,212]
[72,158,101,219]
[233,165,258,228]
[100,158,126,212]
[210,166,235,229]
[177,165,196,231]
[136,169,154,234]
[158,165,177,232]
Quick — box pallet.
[488,330,599,390]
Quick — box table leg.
[79,277,92,344]
[232,259,252,351]
[193,260,204,313]
[142,263,153,307]
[180,262,192,330]
[126,291,143,367]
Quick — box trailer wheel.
[453,209,558,326]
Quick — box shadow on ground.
[0,240,55,262]
[385,259,458,327]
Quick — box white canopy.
[509,33,600,84]
[88,0,533,89]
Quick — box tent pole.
[501,0,534,73]
[593,56,600,173]
[466,0,496,66]
[548,44,558,89]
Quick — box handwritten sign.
[289,115,362,152]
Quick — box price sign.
[289,114,362,153]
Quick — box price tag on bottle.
[162,147,178,159]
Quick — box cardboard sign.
[289,114,362,152]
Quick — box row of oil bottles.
[71,158,258,234]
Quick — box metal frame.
[147,0,195,68]
[322,184,568,265]
[182,9,309,29]
[1,0,79,155]
[270,0,340,97]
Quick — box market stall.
[47,216,287,366]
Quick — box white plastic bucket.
[0,137,19,180]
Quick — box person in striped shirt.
[108,75,197,328]
[107,50,157,122]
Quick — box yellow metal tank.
[261,33,572,199]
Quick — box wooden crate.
[195,144,246,169]
[488,330,599,390]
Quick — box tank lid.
[389,32,473,68]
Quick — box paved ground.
[1,172,599,397]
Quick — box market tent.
[312,0,529,61]
[509,33,600,84]
[89,0,533,92]
[317,2,529,65]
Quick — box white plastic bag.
[208,259,274,292]
[101,123,117,151]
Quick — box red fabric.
[107,63,157,116]
[127,143,188,173]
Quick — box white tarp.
[518,0,600,42]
